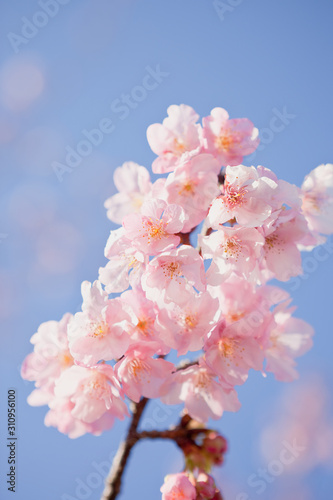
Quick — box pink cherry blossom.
[122,199,186,254]
[265,301,314,382]
[141,245,206,304]
[54,363,128,424]
[99,228,147,293]
[301,163,333,234]
[147,104,202,173]
[207,165,278,228]
[196,473,222,500]
[257,165,303,212]
[115,343,174,402]
[104,162,152,224]
[163,154,220,232]
[204,320,264,386]
[161,362,241,423]
[160,473,196,500]
[21,312,74,405]
[208,276,286,343]
[199,225,265,283]
[259,212,309,282]
[68,281,133,365]
[45,398,96,439]
[155,289,220,355]
[202,107,259,166]
[22,104,323,450]
[44,397,115,438]
[121,288,167,353]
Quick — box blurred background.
[0,1,332,499]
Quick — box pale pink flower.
[155,289,220,355]
[265,301,314,382]
[199,225,265,283]
[141,245,206,304]
[202,107,259,165]
[160,473,196,500]
[161,362,241,423]
[259,212,309,282]
[204,320,264,386]
[54,363,128,424]
[301,163,333,234]
[115,343,174,402]
[257,165,303,212]
[122,199,186,255]
[121,288,168,353]
[44,398,115,438]
[104,162,152,224]
[208,276,286,344]
[163,154,220,232]
[207,165,278,228]
[45,399,95,439]
[21,313,74,405]
[99,228,147,293]
[147,104,202,173]
[68,281,132,365]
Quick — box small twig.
[175,359,199,372]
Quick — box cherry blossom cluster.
[22,104,333,444]
[161,471,222,500]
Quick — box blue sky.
[0,1,332,499]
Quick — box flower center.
[215,132,234,152]
[219,338,235,358]
[84,373,108,399]
[218,338,245,360]
[161,261,182,280]
[178,179,196,196]
[171,490,186,500]
[302,193,323,213]
[136,317,154,337]
[59,350,74,369]
[225,187,247,208]
[89,321,109,339]
[226,310,245,323]
[128,358,151,382]
[265,233,283,252]
[195,370,211,390]
[173,138,186,155]
[144,218,166,242]
[223,237,242,259]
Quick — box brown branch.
[101,362,199,499]
[177,231,191,246]
[136,426,206,442]
[101,397,149,500]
